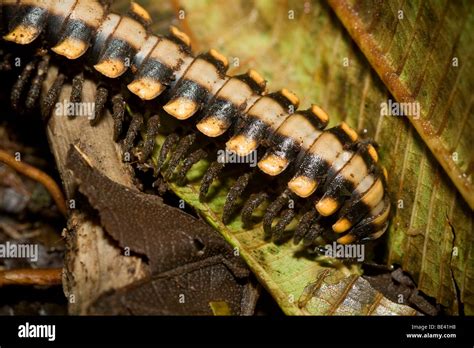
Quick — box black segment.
[7,4,48,41]
[136,57,176,86]
[170,79,210,107]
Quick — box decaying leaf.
[66,145,256,315]
[89,258,256,315]
[364,268,438,316]
[298,269,418,315]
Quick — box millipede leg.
[69,72,84,117]
[164,133,196,180]
[263,189,292,237]
[122,113,144,154]
[303,222,324,247]
[90,86,108,126]
[241,192,268,227]
[140,115,161,163]
[199,160,225,202]
[155,133,179,175]
[26,55,50,110]
[176,149,208,186]
[152,176,168,195]
[111,94,125,141]
[0,51,12,71]
[41,73,66,120]
[222,172,253,224]
[293,209,318,245]
[11,59,37,110]
[272,208,295,242]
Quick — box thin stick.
[0,268,62,286]
[0,148,67,217]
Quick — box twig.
[0,268,62,286]
[0,148,67,217]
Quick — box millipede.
[0,0,391,249]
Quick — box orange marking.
[280,88,300,108]
[3,25,40,45]
[310,104,329,124]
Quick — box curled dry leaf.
[66,145,256,315]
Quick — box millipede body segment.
[1,0,391,247]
